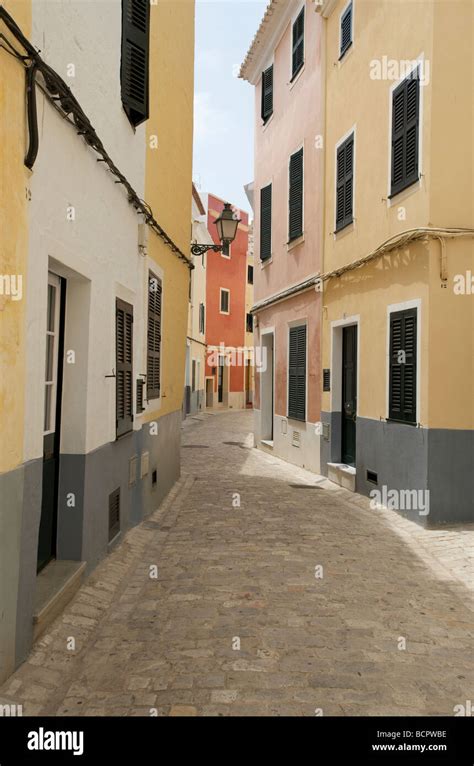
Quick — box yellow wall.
[322,242,430,422]
[427,239,474,430]
[321,0,473,430]
[0,0,31,472]
[145,0,195,419]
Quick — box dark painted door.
[218,357,224,403]
[341,325,357,466]
[37,273,65,573]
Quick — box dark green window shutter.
[260,183,272,261]
[289,148,304,241]
[136,378,145,413]
[199,303,205,334]
[261,65,274,123]
[121,0,150,127]
[340,2,353,58]
[291,8,305,80]
[108,488,120,542]
[391,71,419,196]
[147,272,162,400]
[336,134,353,231]
[288,325,306,421]
[389,308,417,423]
[116,299,133,437]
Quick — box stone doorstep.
[33,560,87,643]
[327,463,356,493]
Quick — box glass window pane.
[45,335,54,382]
[47,284,56,331]
[44,384,52,432]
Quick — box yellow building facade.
[0,0,32,686]
[317,0,473,524]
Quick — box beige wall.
[0,0,31,473]
[145,0,195,420]
[321,0,473,431]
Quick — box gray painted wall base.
[1,409,182,684]
[321,413,473,526]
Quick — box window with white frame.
[220,288,230,314]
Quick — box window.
[116,299,133,437]
[336,133,354,231]
[288,325,306,421]
[389,308,417,423]
[391,70,420,197]
[246,313,253,333]
[121,0,151,127]
[147,272,162,400]
[220,288,230,314]
[291,8,305,80]
[260,184,272,261]
[261,64,273,123]
[247,265,254,284]
[199,302,205,334]
[340,1,353,59]
[222,243,231,259]
[289,148,304,241]
[44,274,61,435]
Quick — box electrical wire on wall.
[0,6,193,270]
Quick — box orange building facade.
[202,193,252,410]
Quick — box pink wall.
[255,290,321,422]
[252,2,324,423]
[254,2,324,303]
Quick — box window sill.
[385,418,418,427]
[334,220,353,236]
[115,428,133,442]
[289,64,305,89]
[338,40,353,62]
[260,256,273,268]
[388,176,420,202]
[262,113,274,131]
[287,234,304,251]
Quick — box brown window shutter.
[147,272,162,399]
[116,299,134,437]
[121,0,150,127]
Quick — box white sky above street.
[193,0,267,216]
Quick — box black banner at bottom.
[0,716,472,764]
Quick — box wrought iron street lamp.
[191,202,241,258]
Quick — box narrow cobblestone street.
[1,411,472,717]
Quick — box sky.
[193,0,267,217]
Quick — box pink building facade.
[240,1,324,472]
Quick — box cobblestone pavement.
[1,411,473,716]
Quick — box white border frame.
[386,298,421,423]
[334,124,356,234]
[386,53,425,206]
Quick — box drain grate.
[223,441,249,448]
[182,444,209,449]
